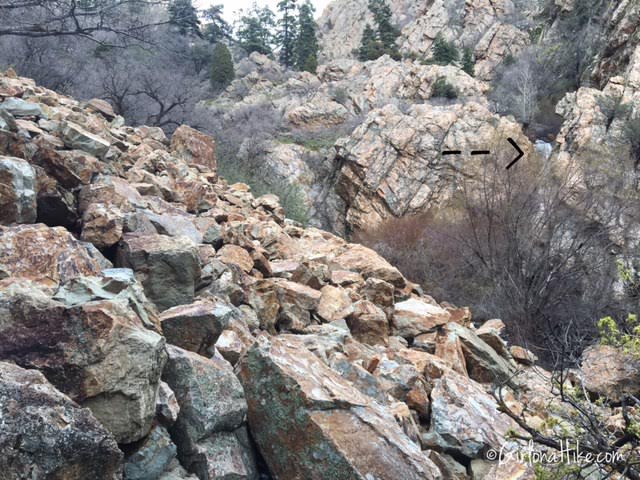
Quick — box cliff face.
[318,0,529,81]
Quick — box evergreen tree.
[210,43,235,91]
[277,0,298,68]
[294,0,318,72]
[168,0,201,37]
[357,0,400,61]
[462,47,475,76]
[202,4,231,44]
[358,24,380,61]
[431,34,459,65]
[368,0,400,58]
[235,3,276,56]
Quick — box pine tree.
[368,0,400,58]
[235,4,276,56]
[431,34,459,65]
[202,4,231,44]
[462,47,475,76]
[357,0,400,61]
[210,43,235,92]
[294,0,318,72]
[277,0,298,68]
[168,0,201,37]
[358,24,379,61]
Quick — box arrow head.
[506,137,524,170]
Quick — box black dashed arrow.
[505,137,524,170]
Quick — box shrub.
[431,77,457,99]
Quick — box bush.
[431,77,457,99]
[356,152,618,363]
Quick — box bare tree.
[0,0,171,46]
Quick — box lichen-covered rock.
[116,234,201,311]
[0,282,167,443]
[0,361,122,479]
[184,430,258,480]
[162,346,247,456]
[238,335,442,480]
[0,156,37,224]
[124,424,178,480]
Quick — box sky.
[195,0,333,23]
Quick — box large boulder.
[0,223,102,291]
[61,121,110,159]
[0,156,37,224]
[170,125,217,172]
[0,282,167,443]
[423,371,518,459]
[238,335,442,480]
[116,234,201,311]
[162,345,253,478]
[437,322,515,384]
[160,300,235,355]
[0,361,122,479]
[392,298,451,339]
[332,244,406,287]
[581,344,640,403]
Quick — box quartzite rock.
[160,300,235,355]
[0,361,123,480]
[238,335,442,480]
[0,223,102,290]
[0,156,37,224]
[116,234,201,311]
[0,283,167,443]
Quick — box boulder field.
[0,69,634,479]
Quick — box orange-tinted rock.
[346,299,389,346]
[216,244,254,273]
[170,125,217,172]
[581,345,640,403]
[0,223,102,290]
[238,335,442,480]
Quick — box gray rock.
[61,121,110,158]
[0,361,122,479]
[124,424,178,480]
[116,234,201,311]
[184,430,258,480]
[423,371,518,459]
[53,268,160,332]
[0,156,37,224]
[157,380,181,426]
[163,345,247,455]
[0,97,45,117]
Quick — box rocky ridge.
[0,69,633,479]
